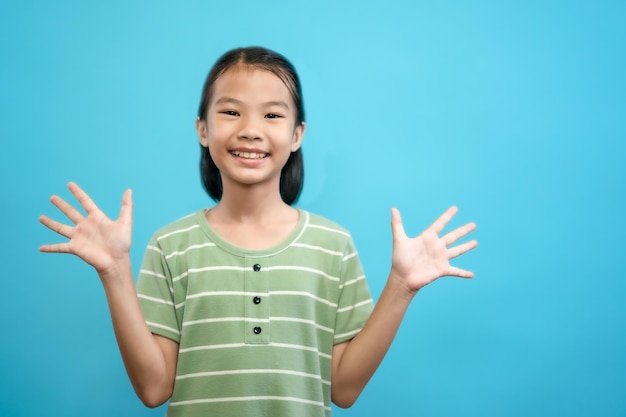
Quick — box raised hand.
[390,206,477,293]
[39,182,133,275]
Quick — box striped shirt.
[136,209,374,416]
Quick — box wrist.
[97,255,133,285]
[386,270,419,301]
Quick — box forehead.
[211,64,293,103]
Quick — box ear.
[196,117,209,148]
[291,121,305,152]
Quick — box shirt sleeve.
[333,237,374,344]
[136,236,182,343]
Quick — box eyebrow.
[214,97,291,110]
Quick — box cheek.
[206,119,231,144]
[207,143,228,172]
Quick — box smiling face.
[197,65,305,197]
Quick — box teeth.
[231,151,267,159]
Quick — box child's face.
[197,65,305,194]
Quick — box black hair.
[197,46,305,205]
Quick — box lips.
[230,150,268,159]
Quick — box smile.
[230,150,268,159]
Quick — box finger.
[68,182,100,214]
[39,242,72,253]
[447,239,478,260]
[49,195,84,224]
[39,215,74,239]
[430,206,458,235]
[446,266,475,279]
[390,208,406,239]
[442,222,476,246]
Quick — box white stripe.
[173,266,248,282]
[337,298,372,313]
[184,290,337,308]
[306,223,350,237]
[342,251,358,261]
[139,269,166,279]
[146,244,162,254]
[146,321,180,335]
[170,395,327,409]
[182,316,333,334]
[173,265,339,283]
[291,243,343,257]
[179,342,245,353]
[269,266,339,282]
[269,342,331,359]
[138,293,174,306]
[179,341,331,359]
[271,291,338,308]
[186,291,247,300]
[176,368,324,382]
[339,274,366,289]
[165,243,217,260]
[335,327,362,341]
[183,317,270,327]
[272,316,333,333]
[157,224,201,241]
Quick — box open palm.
[390,206,477,292]
[40,182,133,275]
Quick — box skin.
[40,66,478,409]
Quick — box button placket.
[244,258,270,344]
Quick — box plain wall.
[1,1,625,416]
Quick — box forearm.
[332,272,416,407]
[332,206,477,407]
[99,258,175,407]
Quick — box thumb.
[390,207,406,240]
[119,189,133,223]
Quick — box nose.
[237,115,263,141]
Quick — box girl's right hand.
[40,182,133,276]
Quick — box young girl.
[40,47,477,416]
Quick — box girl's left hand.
[390,206,477,293]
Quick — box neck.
[211,181,294,224]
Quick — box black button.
[253,264,261,272]
[253,326,262,334]
[253,296,261,304]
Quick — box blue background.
[1,1,625,416]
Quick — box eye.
[221,110,239,116]
[265,113,282,119]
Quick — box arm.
[331,207,478,407]
[40,182,177,407]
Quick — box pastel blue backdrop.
[1,1,624,416]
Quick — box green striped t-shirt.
[136,209,374,416]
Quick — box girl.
[40,47,477,417]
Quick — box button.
[253,326,262,334]
[253,296,261,304]
[253,264,261,272]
